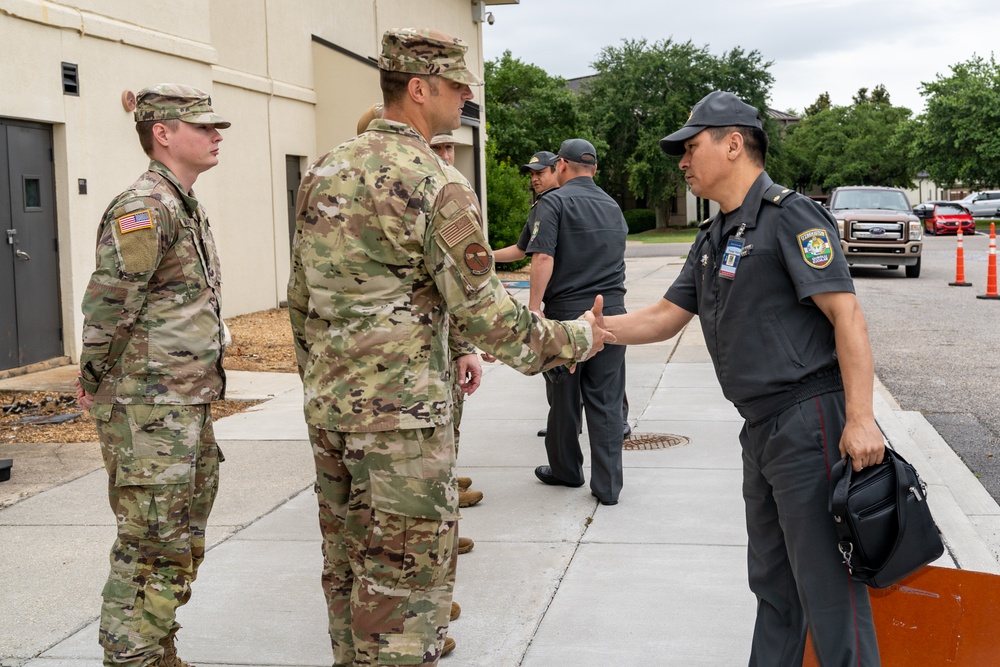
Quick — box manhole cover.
[623,433,690,451]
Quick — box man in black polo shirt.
[598,91,882,665]
[527,138,628,506]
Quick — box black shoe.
[534,466,584,488]
[591,491,618,506]
[537,428,547,437]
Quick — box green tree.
[484,51,590,164]
[915,55,1000,188]
[782,87,916,190]
[484,137,531,269]
[582,39,773,228]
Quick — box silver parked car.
[956,191,1000,218]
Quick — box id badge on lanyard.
[718,223,746,280]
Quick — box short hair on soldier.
[380,69,439,106]
[135,118,180,157]
[707,125,769,168]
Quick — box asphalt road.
[850,231,1000,502]
[626,231,1000,502]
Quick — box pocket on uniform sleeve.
[363,470,458,591]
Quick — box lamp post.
[917,170,929,203]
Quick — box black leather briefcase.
[829,449,944,588]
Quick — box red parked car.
[912,201,975,235]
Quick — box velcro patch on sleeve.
[111,208,159,276]
[117,209,153,234]
[439,212,479,248]
[463,242,492,276]
[797,228,833,269]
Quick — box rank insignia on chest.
[117,209,153,234]
[797,228,833,269]
[701,253,709,267]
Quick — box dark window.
[23,177,41,209]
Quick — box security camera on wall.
[487,12,495,25]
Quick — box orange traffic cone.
[949,223,972,286]
[977,222,999,300]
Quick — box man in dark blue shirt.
[598,91,883,666]
[527,138,629,505]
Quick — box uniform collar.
[702,171,774,237]
[149,160,201,215]
[368,118,428,145]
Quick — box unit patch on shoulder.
[117,209,153,234]
[530,220,540,241]
[797,228,833,269]
[464,242,492,276]
[439,212,478,248]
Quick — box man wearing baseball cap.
[597,90,883,665]
[525,138,629,507]
[77,83,229,666]
[290,29,613,666]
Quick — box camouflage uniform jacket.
[80,160,225,404]
[288,119,595,433]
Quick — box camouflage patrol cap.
[133,83,231,128]
[379,28,483,85]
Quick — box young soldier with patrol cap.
[76,84,229,667]
[596,90,883,665]
[289,28,613,666]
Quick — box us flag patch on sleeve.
[117,209,153,234]
[439,212,478,248]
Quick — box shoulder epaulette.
[763,184,794,206]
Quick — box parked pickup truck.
[827,186,923,278]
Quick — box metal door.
[286,155,302,249]
[0,120,61,370]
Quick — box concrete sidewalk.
[2,255,999,666]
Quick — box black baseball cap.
[659,91,763,156]
[555,138,597,165]
[520,151,558,174]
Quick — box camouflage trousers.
[93,403,222,666]
[310,424,459,666]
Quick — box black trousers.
[543,305,627,502]
[742,390,880,667]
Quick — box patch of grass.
[627,228,699,244]
[975,219,999,233]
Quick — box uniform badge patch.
[439,212,478,248]
[530,221,540,241]
[464,242,492,276]
[797,228,833,269]
[117,209,153,234]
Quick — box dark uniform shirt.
[525,176,628,312]
[665,172,855,420]
[516,186,557,252]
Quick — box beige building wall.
[0,0,493,370]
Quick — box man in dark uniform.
[598,91,883,665]
[527,139,629,506]
[492,151,560,264]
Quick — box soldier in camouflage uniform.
[289,28,613,666]
[76,84,229,667]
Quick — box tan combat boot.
[160,628,195,667]
[459,488,483,507]
[457,536,474,554]
[457,476,473,490]
[442,636,456,657]
[450,600,461,621]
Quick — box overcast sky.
[481,0,999,115]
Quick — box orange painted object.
[804,566,1000,666]
[949,225,972,286]
[977,223,998,299]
